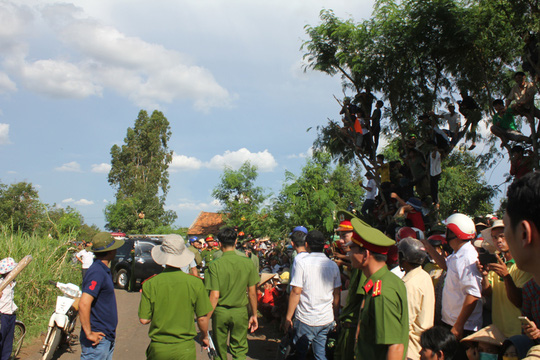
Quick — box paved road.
[21,289,280,360]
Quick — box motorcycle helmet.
[445,213,476,240]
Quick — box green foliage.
[0,227,80,340]
[106,110,177,233]
[0,182,44,233]
[271,152,365,236]
[45,205,84,238]
[305,1,540,169]
[438,150,497,217]
[212,162,267,236]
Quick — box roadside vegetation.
[0,226,80,341]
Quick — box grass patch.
[0,227,81,342]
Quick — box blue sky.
[0,0,510,230]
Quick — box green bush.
[0,226,80,341]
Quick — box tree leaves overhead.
[106,110,176,233]
[304,0,539,167]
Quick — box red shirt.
[407,211,425,231]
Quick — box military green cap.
[349,218,395,255]
[90,232,125,253]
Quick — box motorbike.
[41,281,81,360]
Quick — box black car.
[111,235,165,290]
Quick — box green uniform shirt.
[187,246,203,266]
[339,269,365,323]
[138,268,213,343]
[213,249,259,273]
[201,248,219,264]
[356,266,409,360]
[493,108,517,130]
[205,251,260,308]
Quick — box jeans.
[293,319,334,360]
[81,337,115,360]
[0,313,16,360]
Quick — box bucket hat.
[0,257,17,275]
[151,234,195,268]
[90,232,125,253]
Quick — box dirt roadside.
[20,289,280,360]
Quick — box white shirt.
[0,280,17,314]
[391,265,406,279]
[181,259,197,274]
[430,151,442,177]
[290,253,341,326]
[76,249,95,269]
[443,113,460,133]
[441,241,483,331]
[366,178,378,200]
[290,251,309,286]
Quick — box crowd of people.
[340,72,539,234]
[66,172,540,360]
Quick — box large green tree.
[0,182,44,233]
[105,110,176,233]
[305,0,539,169]
[212,162,267,236]
[270,152,365,236]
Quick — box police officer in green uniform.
[138,234,213,360]
[213,242,260,274]
[347,218,409,360]
[201,236,219,264]
[333,210,366,360]
[205,227,260,360]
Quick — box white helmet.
[445,213,476,240]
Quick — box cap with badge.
[345,217,396,255]
[90,232,125,253]
[337,220,354,232]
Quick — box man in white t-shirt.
[442,104,460,140]
[360,172,378,217]
[76,242,95,280]
[285,230,341,360]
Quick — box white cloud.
[207,148,278,172]
[62,197,94,206]
[170,149,278,172]
[0,2,33,45]
[287,147,313,159]
[0,123,10,145]
[168,199,220,212]
[17,59,102,99]
[55,161,82,172]
[103,199,109,203]
[7,170,16,174]
[170,153,203,172]
[0,72,16,94]
[91,163,111,173]
[4,3,233,110]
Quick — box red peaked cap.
[352,231,391,255]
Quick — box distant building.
[187,211,225,239]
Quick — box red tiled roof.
[187,211,226,237]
